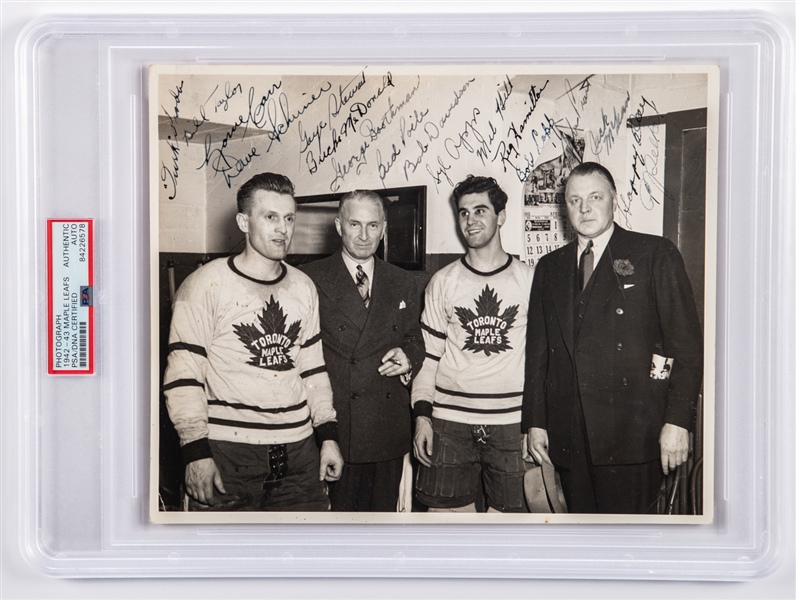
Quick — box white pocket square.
[399,300,406,309]
[624,284,635,289]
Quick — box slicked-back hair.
[565,162,617,195]
[337,189,387,220]
[236,172,295,214]
[451,175,508,214]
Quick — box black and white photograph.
[149,65,718,524]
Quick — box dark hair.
[451,175,508,214]
[338,189,387,219]
[566,162,617,194]
[236,172,295,214]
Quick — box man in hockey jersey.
[163,172,344,511]
[412,175,535,512]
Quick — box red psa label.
[47,219,95,375]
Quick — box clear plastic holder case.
[9,10,792,579]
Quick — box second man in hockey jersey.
[412,175,535,512]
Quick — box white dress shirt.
[577,222,615,269]
[341,252,374,295]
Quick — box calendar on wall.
[522,204,576,267]
[523,204,576,268]
[521,133,583,268]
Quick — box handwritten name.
[212,81,243,113]
[360,75,422,145]
[619,96,668,226]
[424,108,495,190]
[507,80,549,143]
[530,113,563,155]
[168,80,184,118]
[563,76,592,120]
[182,106,209,144]
[439,78,475,129]
[265,82,333,151]
[305,105,366,174]
[587,91,631,157]
[376,143,401,184]
[159,85,183,199]
[556,76,591,141]
[304,74,394,174]
[494,139,533,183]
[328,71,366,120]
[402,122,440,181]
[200,136,260,188]
[212,82,283,154]
[160,140,180,200]
[329,142,370,192]
[494,75,513,121]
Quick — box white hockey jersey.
[411,256,534,425]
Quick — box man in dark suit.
[301,190,424,512]
[522,162,703,514]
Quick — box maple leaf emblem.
[454,285,519,356]
[233,295,301,371]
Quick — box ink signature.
[303,73,394,174]
[329,142,369,193]
[506,80,549,143]
[618,96,670,225]
[159,81,185,199]
[376,143,401,184]
[439,78,475,129]
[200,135,260,188]
[264,82,333,151]
[208,81,244,113]
[587,91,631,158]
[494,75,513,121]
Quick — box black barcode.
[79,322,87,368]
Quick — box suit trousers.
[329,456,404,512]
[559,397,663,514]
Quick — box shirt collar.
[577,222,615,266]
[341,251,375,283]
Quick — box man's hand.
[528,427,553,466]
[319,440,344,481]
[659,423,690,475]
[413,416,434,467]
[378,348,411,377]
[185,457,226,505]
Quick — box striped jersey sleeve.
[296,282,337,441]
[163,281,214,449]
[410,271,447,418]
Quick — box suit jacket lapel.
[313,251,369,330]
[550,242,577,357]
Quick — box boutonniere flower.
[613,259,635,277]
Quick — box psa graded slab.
[10,11,789,580]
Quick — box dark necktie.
[356,265,370,308]
[579,240,594,292]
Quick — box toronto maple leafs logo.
[233,295,301,371]
[454,286,518,356]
